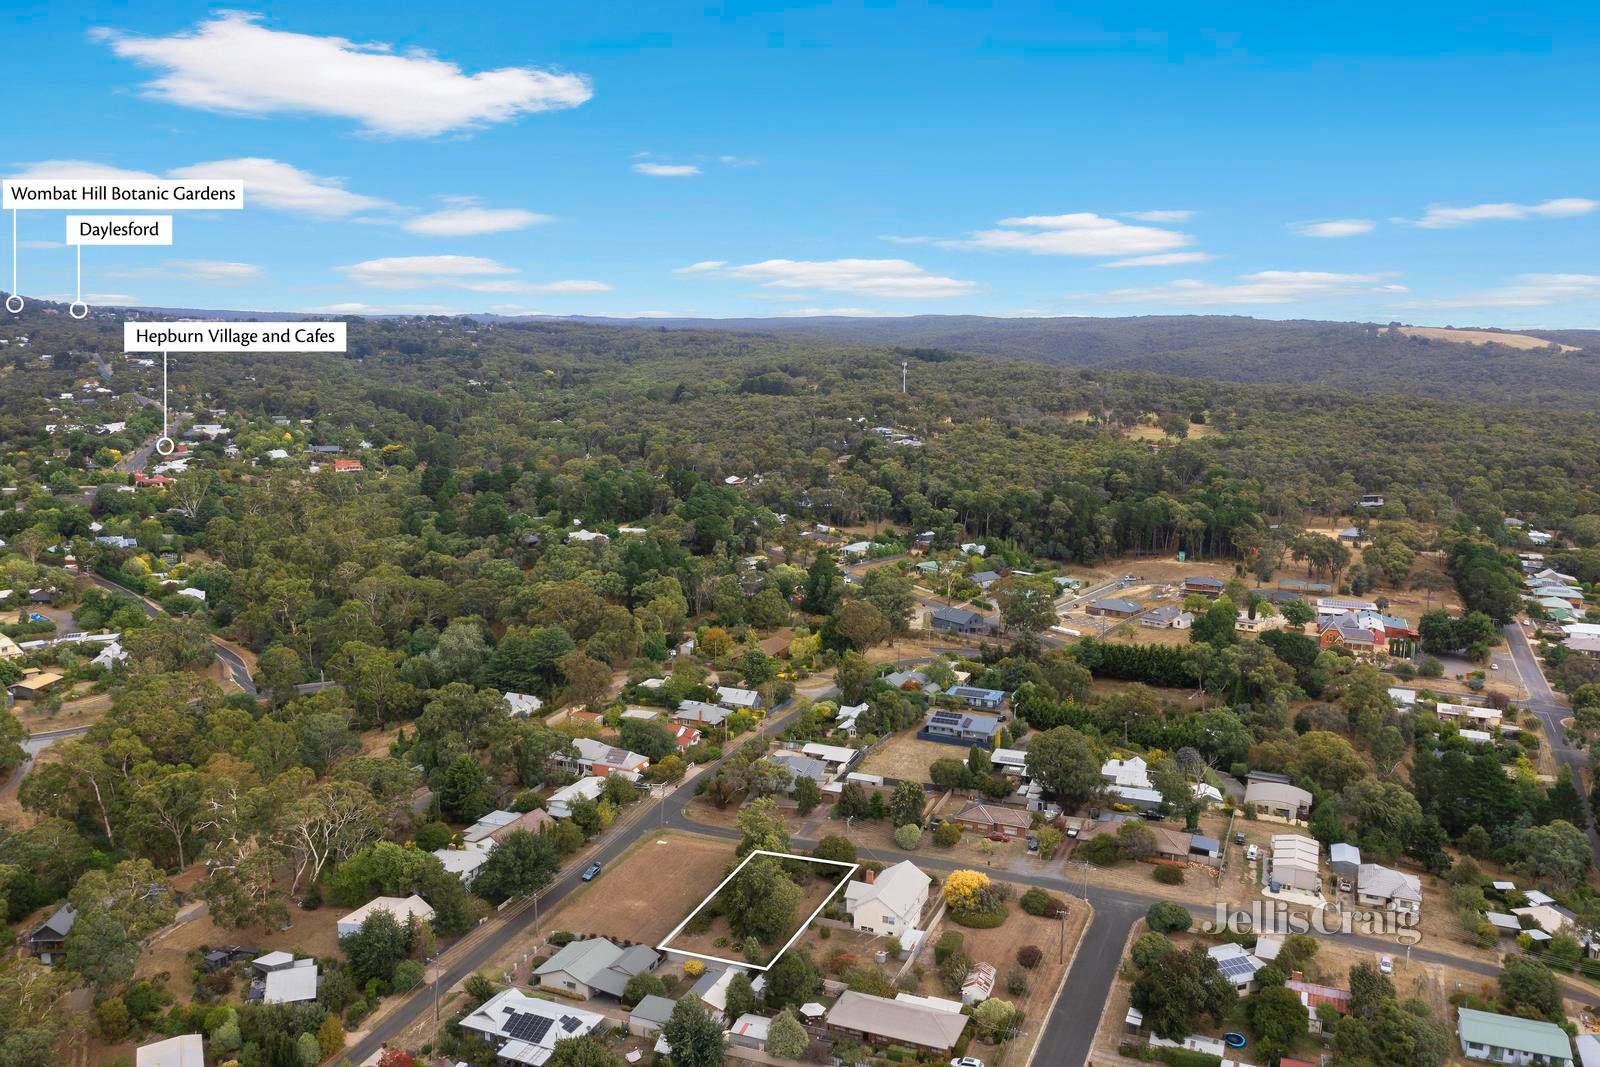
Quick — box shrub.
[1006,969,1029,995]
[1153,864,1185,885]
[1146,901,1193,934]
[683,959,706,978]
[950,904,1008,929]
[1017,945,1042,969]
[933,821,961,848]
[549,931,577,946]
[412,821,454,851]
[392,959,424,993]
[1130,932,1174,969]
[934,931,965,965]
[894,824,923,850]
[1076,834,1124,866]
[1020,888,1066,918]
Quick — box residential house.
[1182,575,1226,598]
[1456,1007,1573,1067]
[460,987,606,1065]
[1318,617,1385,656]
[835,702,868,735]
[825,991,970,1056]
[1087,596,1143,618]
[673,700,730,729]
[667,723,702,751]
[1102,756,1151,789]
[8,670,64,700]
[770,750,830,786]
[565,737,650,781]
[1270,834,1322,892]
[503,692,544,718]
[547,777,607,819]
[1245,772,1313,824]
[948,799,1032,839]
[26,904,76,964]
[1237,611,1289,634]
[1287,979,1352,1017]
[1141,606,1194,629]
[1316,596,1379,616]
[534,937,661,999]
[136,1035,205,1067]
[463,809,555,846]
[991,748,1029,776]
[1357,864,1422,915]
[1209,942,1267,994]
[0,634,20,660]
[919,707,1000,746]
[337,895,436,938]
[844,860,931,935]
[432,844,493,885]
[252,951,297,975]
[946,685,1005,710]
[801,743,861,773]
[928,606,987,634]
[690,967,740,1019]
[715,686,762,712]
[969,569,1002,590]
[1434,702,1503,730]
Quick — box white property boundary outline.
[655,848,859,973]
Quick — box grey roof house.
[928,606,987,634]
[27,903,76,965]
[534,937,661,999]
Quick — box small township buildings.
[136,1035,205,1067]
[844,860,930,935]
[1182,575,1226,598]
[463,808,555,846]
[928,605,988,635]
[337,894,436,938]
[919,707,1000,746]
[1456,1007,1573,1067]
[1087,596,1143,618]
[1209,942,1267,995]
[825,990,969,1056]
[946,685,1005,711]
[1356,864,1422,915]
[460,987,607,1065]
[628,994,677,1038]
[263,960,319,1004]
[504,692,544,718]
[547,776,607,819]
[1434,702,1503,730]
[716,685,762,711]
[1269,834,1322,892]
[534,937,661,999]
[1244,771,1313,824]
[564,737,650,780]
[673,700,730,728]
[1141,606,1193,629]
[947,798,1032,839]
[26,903,76,964]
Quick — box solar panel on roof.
[930,711,962,725]
[506,1013,555,1044]
[1215,955,1258,980]
[561,1016,583,1032]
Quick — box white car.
[951,1059,986,1067]
[1246,843,1259,862]
[1379,955,1394,975]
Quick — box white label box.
[67,215,174,246]
[124,321,346,353]
[4,179,244,210]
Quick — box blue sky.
[5,3,1599,326]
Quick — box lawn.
[860,733,969,782]
[543,830,736,947]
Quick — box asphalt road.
[1502,622,1600,857]
[85,573,257,695]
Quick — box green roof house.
[1457,1007,1572,1066]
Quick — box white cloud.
[1406,197,1597,229]
[718,155,758,167]
[110,259,263,284]
[13,158,390,218]
[1083,270,1404,306]
[17,240,61,250]
[339,255,609,294]
[679,258,976,299]
[1105,252,1216,268]
[633,163,700,177]
[1392,274,1600,309]
[403,202,552,236]
[94,13,590,137]
[1122,210,1193,223]
[953,212,1192,257]
[1291,219,1375,238]
[878,235,934,245]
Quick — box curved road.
[1502,622,1600,857]
[86,573,256,695]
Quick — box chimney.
[864,870,875,884]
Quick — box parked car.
[951,1058,986,1067]
[581,861,603,882]
[987,832,1008,843]
[1233,831,1247,845]
[1246,844,1259,862]
[1379,955,1394,975]
[1026,836,1039,852]
[1338,878,1353,893]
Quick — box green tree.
[473,829,560,904]
[1130,943,1234,1040]
[1190,594,1239,647]
[664,994,727,1067]
[438,754,494,822]
[1146,902,1192,934]
[723,855,803,944]
[889,780,925,827]
[860,569,916,632]
[766,1008,808,1059]
[1246,983,1309,1059]
[802,554,842,615]
[64,909,138,994]
[546,1036,623,1067]
[341,908,410,986]
[1499,956,1562,1018]
[1025,726,1104,807]
[793,775,821,815]
[995,575,1056,634]
[736,796,793,856]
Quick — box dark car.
[581,861,603,882]
[1234,831,1247,845]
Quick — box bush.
[933,821,961,847]
[1153,864,1185,885]
[1076,834,1124,866]
[1020,888,1066,918]
[894,824,923,850]
[950,904,1008,929]
[412,821,454,851]
[1006,969,1029,996]
[1017,945,1042,969]
[549,931,577,946]
[683,959,706,978]
[934,931,964,965]
[392,959,424,993]
[1146,901,1193,934]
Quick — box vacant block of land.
[546,831,735,947]
[1392,326,1579,352]
[659,849,855,969]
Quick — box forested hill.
[506,314,1600,408]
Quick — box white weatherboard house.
[1357,864,1422,915]
[460,987,607,1065]
[1457,1006,1573,1066]
[547,776,607,819]
[136,1035,205,1067]
[337,894,436,938]
[843,860,930,935]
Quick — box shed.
[628,995,677,1037]
[1329,843,1361,877]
